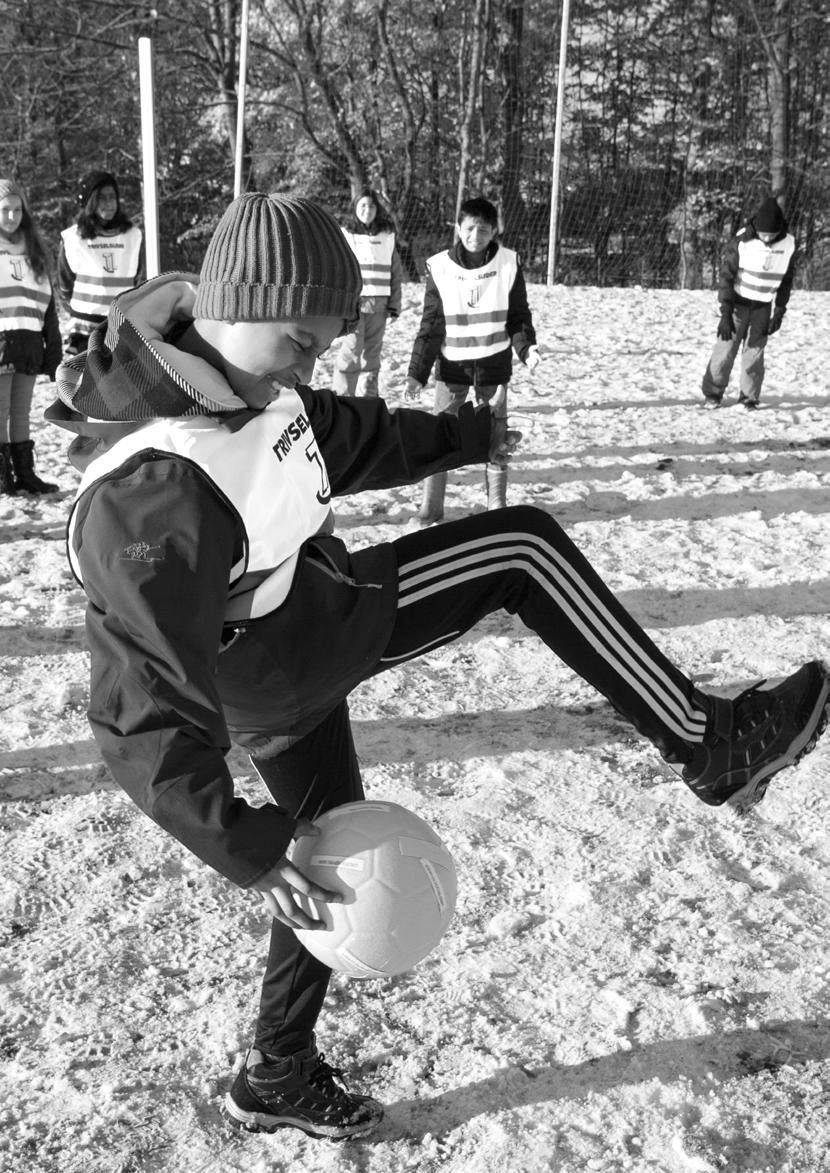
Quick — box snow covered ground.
[1,286,829,1173]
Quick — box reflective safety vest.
[0,248,51,332]
[67,389,333,622]
[61,225,143,327]
[427,246,518,362]
[734,234,795,303]
[342,229,395,298]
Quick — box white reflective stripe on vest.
[342,229,395,298]
[0,251,51,331]
[67,390,333,621]
[428,247,517,362]
[61,225,143,318]
[734,234,795,303]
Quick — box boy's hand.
[717,310,735,341]
[766,307,785,336]
[253,820,343,930]
[525,345,541,372]
[404,376,423,402]
[489,384,522,463]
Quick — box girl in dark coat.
[0,177,61,493]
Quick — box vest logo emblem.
[102,253,116,274]
[467,285,481,308]
[9,258,24,280]
[121,541,163,563]
[762,251,774,272]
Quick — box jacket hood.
[52,274,249,430]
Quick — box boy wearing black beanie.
[48,193,828,1140]
[701,194,796,409]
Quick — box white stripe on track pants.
[379,505,708,759]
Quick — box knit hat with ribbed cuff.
[193,193,362,330]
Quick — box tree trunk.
[748,0,791,203]
[498,0,525,242]
[455,0,489,222]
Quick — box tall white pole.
[546,0,571,285]
[233,0,251,198]
[138,37,160,278]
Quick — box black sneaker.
[224,1041,383,1140]
[682,661,830,812]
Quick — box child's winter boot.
[0,443,17,495]
[485,463,507,510]
[418,471,447,526]
[9,440,58,494]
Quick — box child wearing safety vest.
[58,170,144,357]
[333,188,402,398]
[47,193,830,1142]
[0,177,61,494]
[701,195,796,410]
[406,196,541,524]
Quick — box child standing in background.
[333,188,402,398]
[0,177,61,495]
[406,196,541,525]
[701,195,796,410]
[58,170,144,357]
[48,193,830,1141]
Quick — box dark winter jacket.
[718,219,796,312]
[0,296,62,377]
[408,240,536,387]
[47,274,493,888]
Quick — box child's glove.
[766,306,785,335]
[524,345,541,372]
[717,310,735,341]
[404,376,423,402]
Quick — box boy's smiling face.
[204,314,346,407]
[457,214,498,260]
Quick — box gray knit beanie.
[193,193,362,327]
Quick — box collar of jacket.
[53,273,249,425]
[449,239,500,269]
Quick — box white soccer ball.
[290,800,457,978]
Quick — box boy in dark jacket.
[702,195,796,410]
[49,193,829,1141]
[406,197,541,523]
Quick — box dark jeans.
[250,505,707,1053]
[701,301,771,403]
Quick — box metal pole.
[233,0,251,198]
[546,0,570,285]
[138,37,160,278]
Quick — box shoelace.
[731,684,776,739]
[308,1055,348,1099]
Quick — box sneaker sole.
[223,1093,382,1140]
[726,665,830,814]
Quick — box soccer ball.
[290,800,457,978]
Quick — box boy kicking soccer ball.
[49,193,830,1140]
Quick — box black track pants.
[251,505,708,1053]
[382,506,707,756]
